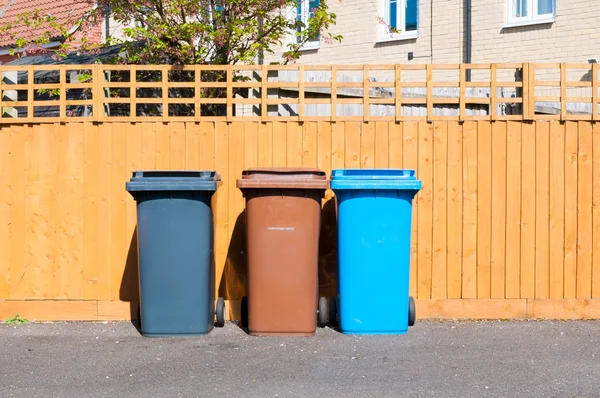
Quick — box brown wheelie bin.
[237,168,329,336]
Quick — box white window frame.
[290,0,320,51]
[377,0,418,43]
[505,0,555,28]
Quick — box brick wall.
[265,0,464,65]
[70,16,104,50]
[266,0,599,66]
[472,0,599,64]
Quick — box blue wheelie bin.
[330,169,422,334]
[126,171,225,337]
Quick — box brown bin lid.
[237,168,329,189]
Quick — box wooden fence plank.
[388,122,403,169]
[0,127,10,297]
[83,123,99,300]
[318,121,333,208]
[287,122,303,167]
[9,126,30,298]
[122,123,141,303]
[491,121,507,299]
[564,121,578,299]
[375,122,390,168]
[26,124,55,299]
[244,122,259,170]
[23,125,39,298]
[318,122,333,179]
[55,124,71,298]
[227,122,245,299]
[258,122,273,167]
[199,122,215,170]
[505,121,522,299]
[417,121,433,299]
[317,121,335,297]
[521,122,536,298]
[432,122,448,299]
[331,122,345,170]
[594,122,600,298]
[361,122,375,168]
[462,121,478,298]
[302,122,318,167]
[447,121,463,299]
[345,122,361,168]
[577,121,593,298]
[535,122,550,299]
[66,123,84,299]
[170,122,186,170]
[9,126,29,299]
[272,122,287,167]
[141,123,157,170]
[477,121,492,299]
[97,124,112,300]
[214,122,230,297]
[110,123,128,301]
[155,123,170,170]
[402,122,418,297]
[549,121,565,299]
[185,122,200,169]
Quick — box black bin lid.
[126,170,221,192]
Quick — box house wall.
[265,0,464,65]
[266,0,599,66]
[472,0,599,64]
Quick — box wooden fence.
[1,119,600,321]
[1,63,599,123]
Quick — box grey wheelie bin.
[126,171,225,337]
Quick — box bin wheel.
[241,296,249,328]
[318,297,328,328]
[408,296,416,327]
[215,297,226,328]
[329,296,338,327]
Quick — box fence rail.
[0,63,598,123]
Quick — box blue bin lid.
[126,170,221,192]
[330,169,422,191]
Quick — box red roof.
[0,0,94,48]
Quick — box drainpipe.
[465,0,471,81]
[258,17,264,65]
[105,5,110,42]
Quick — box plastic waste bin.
[126,171,225,337]
[237,168,329,336]
[330,169,422,335]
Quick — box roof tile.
[0,0,94,48]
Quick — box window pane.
[406,0,417,31]
[389,0,397,30]
[538,0,553,15]
[309,0,320,18]
[296,0,303,43]
[296,0,303,20]
[513,0,528,17]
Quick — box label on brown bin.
[267,227,295,231]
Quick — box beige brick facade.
[265,0,599,65]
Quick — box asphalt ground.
[1,320,599,397]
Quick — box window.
[506,0,555,26]
[294,0,320,50]
[379,0,418,41]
